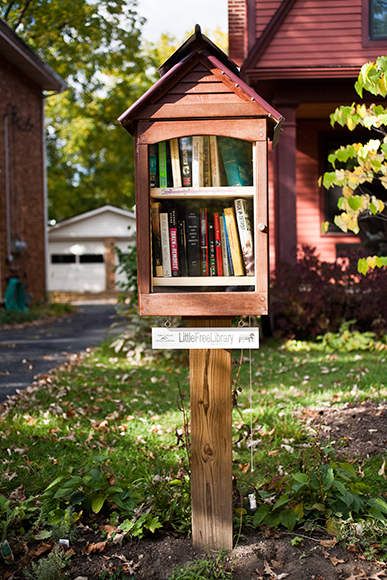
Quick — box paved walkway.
[0,303,122,403]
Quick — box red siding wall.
[255,0,282,37]
[257,0,386,69]
[0,58,46,303]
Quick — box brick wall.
[0,58,46,304]
[228,0,247,66]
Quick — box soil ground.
[2,400,387,580]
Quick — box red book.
[169,209,180,276]
[200,208,208,276]
[214,212,223,276]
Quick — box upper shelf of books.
[149,135,254,194]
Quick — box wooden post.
[189,318,233,551]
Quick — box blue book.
[222,214,234,276]
[218,137,252,187]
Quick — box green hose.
[4,278,28,312]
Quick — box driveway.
[0,303,122,403]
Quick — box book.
[170,138,182,188]
[160,213,172,277]
[218,137,253,187]
[208,219,216,276]
[210,136,221,187]
[150,202,163,277]
[234,198,255,276]
[222,213,234,276]
[179,137,192,187]
[186,210,201,276]
[159,141,172,187]
[192,136,204,187]
[149,144,158,188]
[177,220,188,277]
[200,208,208,276]
[213,212,223,276]
[224,207,244,276]
[219,215,230,276]
[203,136,212,187]
[169,209,180,277]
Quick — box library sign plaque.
[152,327,259,350]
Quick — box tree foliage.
[322,55,387,274]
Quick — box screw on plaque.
[164,318,171,328]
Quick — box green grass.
[1,335,387,547]
[0,301,74,327]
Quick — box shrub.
[270,245,387,339]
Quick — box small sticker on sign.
[152,327,259,349]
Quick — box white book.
[219,216,230,276]
[210,136,220,187]
[170,138,182,188]
[192,136,204,187]
[234,198,254,276]
[159,212,172,277]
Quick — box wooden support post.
[189,318,233,551]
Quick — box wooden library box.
[118,26,283,318]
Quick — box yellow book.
[224,207,244,276]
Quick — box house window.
[79,254,104,263]
[51,254,76,264]
[370,0,387,39]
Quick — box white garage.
[47,205,136,293]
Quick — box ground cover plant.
[1,330,387,578]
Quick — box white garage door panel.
[48,264,105,292]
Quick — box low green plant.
[99,568,130,580]
[168,551,232,580]
[285,320,387,353]
[41,459,141,523]
[24,546,66,580]
[0,495,41,542]
[252,460,387,533]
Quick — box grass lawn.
[1,333,387,567]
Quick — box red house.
[228,0,387,268]
[0,18,67,305]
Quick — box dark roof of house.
[0,17,68,93]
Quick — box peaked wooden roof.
[118,25,283,144]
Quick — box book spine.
[150,202,163,277]
[186,210,201,276]
[210,136,220,187]
[169,209,180,276]
[213,212,223,276]
[160,213,172,277]
[223,213,234,276]
[224,207,245,276]
[200,208,208,276]
[177,220,188,277]
[159,141,169,187]
[203,136,212,187]
[179,137,192,187]
[170,138,182,188]
[218,137,253,187]
[219,215,230,276]
[234,198,255,276]
[208,219,216,276]
[192,136,204,187]
[149,144,158,188]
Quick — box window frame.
[363,0,387,46]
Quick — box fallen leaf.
[330,556,345,566]
[379,458,386,478]
[83,541,108,554]
[100,525,117,539]
[238,463,250,473]
[320,538,338,547]
[268,450,280,456]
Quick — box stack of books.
[151,198,254,278]
[149,136,253,189]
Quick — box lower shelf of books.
[152,276,254,287]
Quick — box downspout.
[4,113,13,264]
[42,97,49,299]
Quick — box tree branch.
[14,0,33,30]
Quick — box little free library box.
[118,26,283,318]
